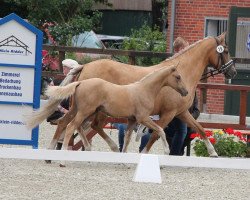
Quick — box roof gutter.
[169,0,176,53]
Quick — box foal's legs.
[47,109,76,151]
[140,117,169,154]
[76,125,91,151]
[60,110,95,166]
[178,111,218,157]
[141,112,175,154]
[122,118,137,153]
[45,109,77,164]
[91,112,119,152]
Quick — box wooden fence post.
[129,55,136,65]
[58,51,65,72]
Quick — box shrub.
[191,128,248,157]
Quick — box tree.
[3,0,110,45]
[120,24,166,66]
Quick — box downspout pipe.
[170,0,176,53]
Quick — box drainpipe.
[169,0,176,53]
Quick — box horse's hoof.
[209,152,218,158]
[85,146,91,151]
[59,164,66,167]
[140,149,148,154]
[45,160,51,164]
[111,146,119,152]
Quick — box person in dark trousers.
[113,123,150,152]
[181,92,200,155]
[164,37,200,155]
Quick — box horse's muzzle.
[180,88,188,97]
[222,59,237,79]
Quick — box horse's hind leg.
[76,122,91,151]
[60,110,94,167]
[47,108,76,150]
[45,108,77,164]
[122,118,137,153]
[91,112,119,152]
[140,117,169,154]
[178,111,218,157]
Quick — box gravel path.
[0,122,249,200]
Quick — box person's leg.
[181,127,193,156]
[113,123,127,152]
[164,120,175,151]
[168,118,187,155]
[139,131,151,153]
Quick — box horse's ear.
[171,67,176,72]
[224,32,228,45]
[218,32,226,43]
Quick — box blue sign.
[247,33,250,52]
[0,13,43,148]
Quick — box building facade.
[167,0,250,114]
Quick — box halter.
[200,36,234,80]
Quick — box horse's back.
[77,78,125,97]
[78,59,151,84]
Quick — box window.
[205,18,227,37]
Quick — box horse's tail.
[59,63,84,86]
[46,82,81,100]
[25,99,62,129]
[25,59,84,129]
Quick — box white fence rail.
[0,148,249,184]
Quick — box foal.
[46,66,188,157]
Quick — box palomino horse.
[27,32,236,156]
[46,66,188,157]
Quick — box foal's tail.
[46,82,81,100]
[25,60,84,129]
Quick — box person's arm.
[57,105,68,114]
[190,92,200,120]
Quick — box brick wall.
[167,0,250,114]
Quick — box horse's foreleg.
[140,117,169,154]
[178,111,218,157]
[91,112,119,152]
[122,118,137,153]
[141,113,174,154]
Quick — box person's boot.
[81,146,85,151]
[56,142,62,150]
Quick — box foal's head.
[166,67,188,97]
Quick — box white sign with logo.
[0,13,42,148]
[0,20,36,65]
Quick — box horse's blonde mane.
[165,36,213,61]
[136,66,173,83]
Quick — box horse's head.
[208,32,237,79]
[167,66,188,97]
